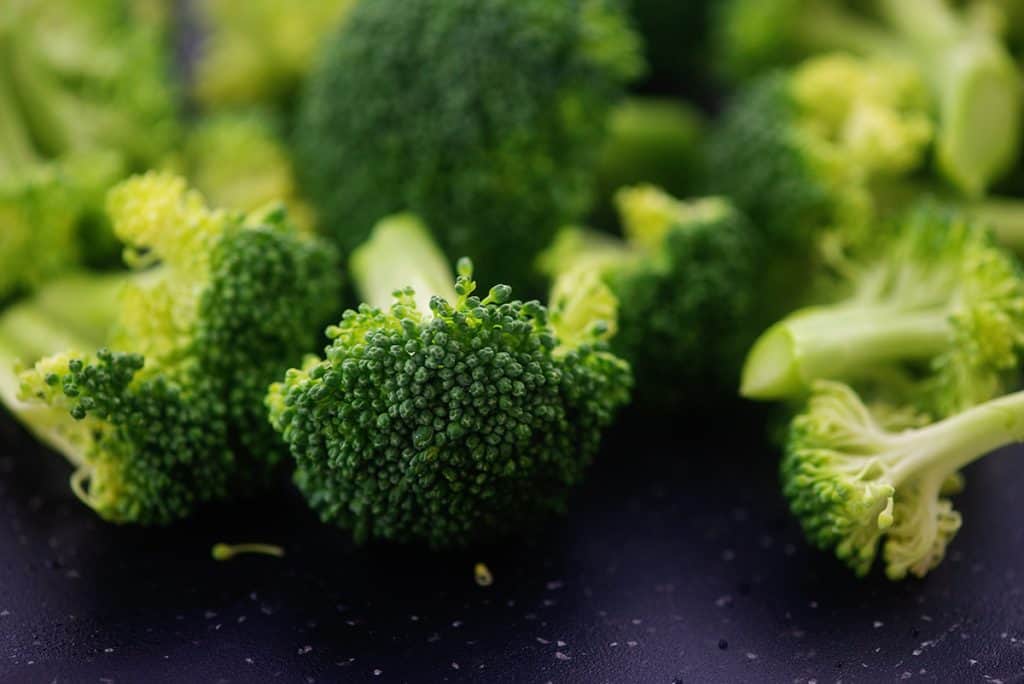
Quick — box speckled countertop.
[2,413,1023,683]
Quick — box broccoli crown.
[708,54,932,248]
[542,186,760,409]
[16,173,341,524]
[783,380,1024,579]
[296,0,642,292]
[193,0,356,108]
[741,204,1024,415]
[184,112,314,231]
[268,228,631,548]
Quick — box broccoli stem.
[965,196,1024,255]
[741,306,951,399]
[887,388,1024,484]
[349,215,458,313]
[0,31,37,174]
[211,542,285,560]
[875,0,1022,196]
[794,1,906,57]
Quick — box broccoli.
[184,112,315,232]
[741,205,1024,417]
[192,0,355,110]
[267,215,631,548]
[709,52,934,250]
[0,0,181,273]
[713,0,1022,196]
[539,185,760,410]
[783,380,1024,579]
[590,97,706,231]
[1,173,341,525]
[296,0,643,293]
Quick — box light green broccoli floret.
[184,112,315,231]
[783,380,1024,579]
[709,52,933,249]
[193,0,356,108]
[713,0,1022,196]
[742,204,1024,417]
[296,0,643,293]
[267,215,631,548]
[540,185,761,409]
[3,173,341,525]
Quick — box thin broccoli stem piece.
[211,543,285,560]
[0,33,37,173]
[741,306,951,398]
[965,196,1024,255]
[794,1,907,57]
[349,214,458,312]
[885,388,1024,484]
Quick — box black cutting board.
[2,413,1023,683]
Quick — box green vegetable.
[741,205,1024,417]
[211,542,284,560]
[2,173,340,525]
[267,215,631,547]
[193,0,355,110]
[783,379,1024,579]
[540,185,760,410]
[591,97,706,231]
[709,53,934,249]
[296,0,643,292]
[713,0,1022,195]
[184,112,315,231]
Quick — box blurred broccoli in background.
[0,0,181,281]
[296,0,643,293]
[191,0,355,112]
[183,112,315,231]
[713,0,1022,197]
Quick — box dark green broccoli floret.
[540,185,761,410]
[742,204,1024,417]
[2,173,341,524]
[713,0,1022,196]
[709,53,934,250]
[783,380,1024,579]
[267,215,631,548]
[296,0,642,292]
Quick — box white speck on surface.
[555,652,571,661]
[970,659,978,666]
[373,669,382,676]
[745,652,758,661]
[715,595,733,608]
[873,621,884,629]
[451,662,460,670]
[238,616,247,624]
[632,618,644,624]
[536,637,550,645]
[627,641,638,648]
[920,615,932,622]
[545,580,564,591]
[0,611,8,617]
[204,610,217,619]
[104,648,114,653]
[808,601,818,609]
[901,671,912,680]
[245,658,254,664]
[452,620,463,628]
[557,641,566,647]
[609,642,619,648]
[298,645,313,655]
[409,615,419,622]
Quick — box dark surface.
[2,414,1024,683]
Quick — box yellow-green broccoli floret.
[742,204,1024,417]
[267,215,631,548]
[783,380,1024,579]
[296,0,643,293]
[3,173,341,525]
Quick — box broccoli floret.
[296,0,642,292]
[540,185,760,409]
[741,205,1024,417]
[267,215,631,548]
[0,0,181,273]
[783,380,1024,579]
[713,0,1022,196]
[184,112,315,232]
[192,0,355,110]
[1,173,341,525]
[590,97,706,231]
[709,53,934,249]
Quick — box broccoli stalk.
[540,186,761,410]
[741,205,1024,416]
[783,380,1024,579]
[3,173,341,525]
[267,215,631,548]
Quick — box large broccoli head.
[13,174,340,524]
[296,0,642,292]
[268,217,631,547]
